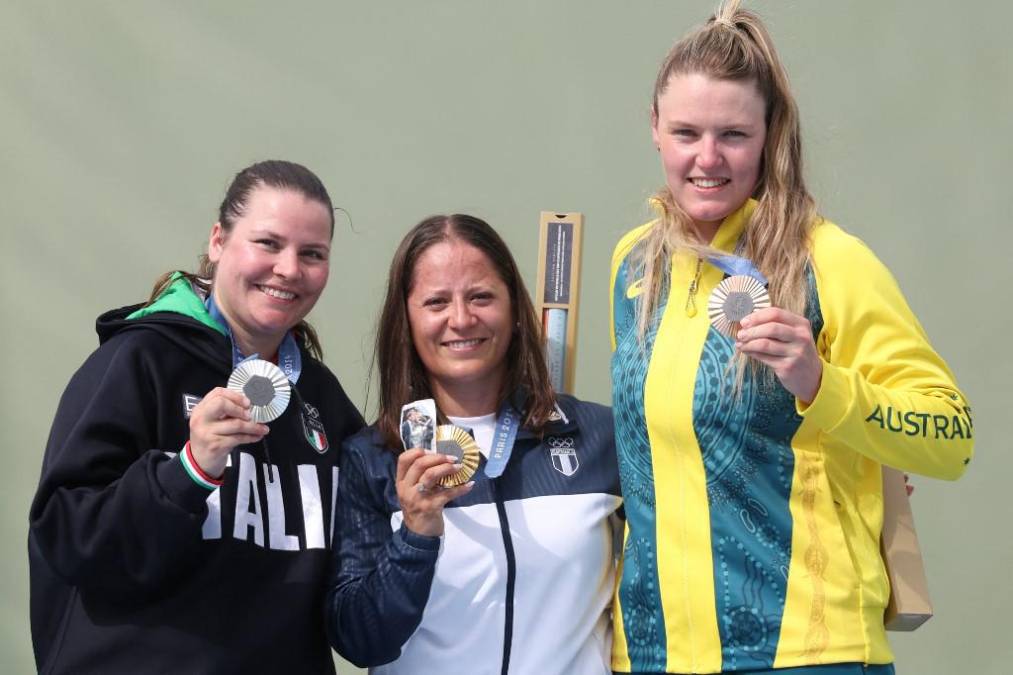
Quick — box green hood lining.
[125,272,227,336]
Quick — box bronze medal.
[707,275,771,338]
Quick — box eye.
[256,238,280,250]
[671,128,697,139]
[470,291,495,305]
[422,296,449,309]
[723,129,748,139]
[301,248,329,261]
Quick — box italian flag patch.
[301,403,329,454]
[306,427,328,453]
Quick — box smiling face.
[208,186,332,357]
[652,72,767,241]
[406,240,513,415]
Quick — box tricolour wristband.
[180,441,225,490]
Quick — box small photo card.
[400,398,437,453]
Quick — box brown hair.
[637,0,819,339]
[146,160,335,358]
[374,214,556,451]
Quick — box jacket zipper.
[491,478,516,675]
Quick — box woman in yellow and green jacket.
[609,3,973,674]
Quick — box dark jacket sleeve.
[326,435,440,668]
[28,335,214,601]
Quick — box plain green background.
[3,1,1010,673]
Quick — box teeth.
[261,286,295,300]
[446,339,483,349]
[691,178,728,188]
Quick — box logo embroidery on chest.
[301,402,329,453]
[547,436,579,476]
[182,393,203,419]
[625,277,645,299]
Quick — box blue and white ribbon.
[706,252,768,286]
[483,402,521,479]
[206,294,303,384]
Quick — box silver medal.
[227,359,291,423]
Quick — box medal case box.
[534,211,583,393]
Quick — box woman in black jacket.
[29,160,363,675]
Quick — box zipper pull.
[685,258,702,317]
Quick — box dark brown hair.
[374,214,556,451]
[146,160,335,358]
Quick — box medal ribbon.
[483,401,521,479]
[706,252,768,286]
[206,294,303,384]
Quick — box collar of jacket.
[506,388,579,440]
[125,272,225,335]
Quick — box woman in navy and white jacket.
[326,214,621,675]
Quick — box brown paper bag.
[881,466,933,630]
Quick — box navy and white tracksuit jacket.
[326,395,622,674]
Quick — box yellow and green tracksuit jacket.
[609,200,973,673]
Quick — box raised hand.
[395,449,474,537]
[188,387,269,478]
[736,307,823,404]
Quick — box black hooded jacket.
[28,284,363,675]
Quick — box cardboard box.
[881,466,933,631]
[534,212,583,394]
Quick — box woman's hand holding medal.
[188,387,269,478]
[735,307,823,404]
[396,449,474,537]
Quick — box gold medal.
[434,425,480,487]
[707,275,771,338]
[227,359,291,423]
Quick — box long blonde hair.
[637,0,819,339]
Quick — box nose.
[447,298,475,330]
[697,135,721,170]
[273,248,302,280]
